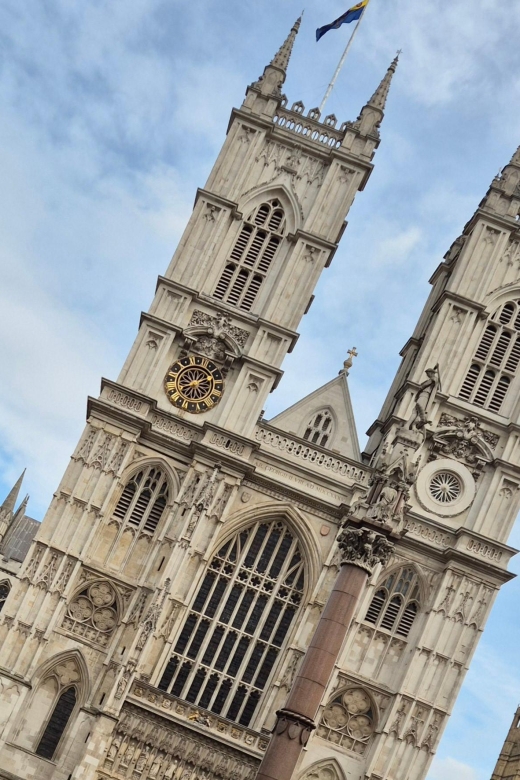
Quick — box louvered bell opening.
[113,481,137,520]
[514,309,520,331]
[254,204,270,226]
[257,236,280,273]
[380,595,402,631]
[499,303,515,325]
[489,332,512,367]
[488,375,510,412]
[214,264,236,300]
[473,370,495,406]
[474,326,497,360]
[36,687,77,760]
[365,589,386,625]
[243,231,267,267]
[459,364,481,400]
[240,274,263,311]
[228,268,249,306]
[268,209,284,232]
[128,489,151,527]
[143,494,167,533]
[230,225,253,262]
[505,336,520,372]
[396,602,417,637]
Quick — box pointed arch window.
[213,199,286,312]
[0,580,10,612]
[303,410,334,447]
[36,686,77,760]
[459,299,520,413]
[113,466,169,535]
[363,567,420,638]
[158,520,305,727]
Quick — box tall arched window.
[113,466,169,535]
[158,520,305,727]
[303,410,334,447]
[36,687,77,759]
[213,200,286,312]
[0,580,10,613]
[364,567,420,638]
[459,300,520,413]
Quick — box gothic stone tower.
[0,17,519,780]
[492,707,520,780]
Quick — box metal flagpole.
[319,1,370,115]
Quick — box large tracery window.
[113,466,169,535]
[459,300,520,413]
[364,567,420,639]
[158,520,305,727]
[303,410,334,447]
[213,199,286,312]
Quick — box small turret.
[354,52,399,137]
[480,143,520,221]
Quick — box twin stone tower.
[2,17,520,780]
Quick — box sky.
[1,0,520,777]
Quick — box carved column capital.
[275,709,315,746]
[336,526,394,573]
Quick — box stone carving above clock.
[164,355,224,414]
[180,310,249,372]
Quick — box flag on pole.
[316,0,369,42]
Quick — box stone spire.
[479,141,520,221]
[270,15,302,72]
[347,52,399,140]
[366,52,400,111]
[1,470,25,516]
[246,16,302,109]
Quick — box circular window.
[414,458,476,518]
[429,472,462,504]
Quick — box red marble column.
[255,526,393,780]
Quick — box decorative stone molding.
[274,710,314,746]
[181,310,249,373]
[62,580,120,648]
[103,702,259,779]
[317,687,376,754]
[336,527,394,574]
[414,458,476,518]
[428,414,497,478]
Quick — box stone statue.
[408,365,441,431]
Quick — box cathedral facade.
[1,18,520,780]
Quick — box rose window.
[429,472,462,504]
[62,580,119,647]
[318,687,375,754]
[177,367,213,400]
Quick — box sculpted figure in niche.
[408,366,441,431]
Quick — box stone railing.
[273,102,345,149]
[255,425,368,483]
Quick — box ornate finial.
[366,52,400,111]
[342,347,358,374]
[270,15,302,71]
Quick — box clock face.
[164,355,224,414]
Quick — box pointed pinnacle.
[271,15,302,72]
[366,51,400,111]
[508,144,520,167]
[1,469,26,515]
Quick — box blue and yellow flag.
[316,0,369,42]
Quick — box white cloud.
[427,757,478,780]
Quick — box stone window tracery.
[213,199,286,312]
[0,580,10,612]
[303,410,334,447]
[36,686,77,759]
[317,687,375,755]
[364,567,420,638]
[113,466,169,535]
[158,520,305,728]
[459,299,520,412]
[62,580,119,647]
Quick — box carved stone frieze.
[428,414,498,478]
[103,702,259,780]
[181,310,249,371]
